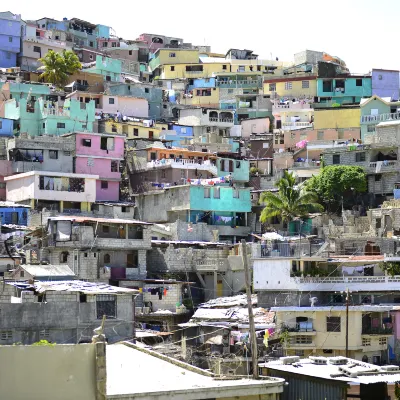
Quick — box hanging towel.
[163,288,167,296]
[376,161,383,173]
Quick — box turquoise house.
[216,156,249,182]
[189,185,251,230]
[316,76,372,105]
[0,82,50,101]
[360,95,400,139]
[5,98,95,136]
[85,55,121,82]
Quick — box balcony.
[256,242,324,258]
[362,327,393,335]
[42,107,70,117]
[281,122,313,131]
[292,161,321,168]
[368,160,398,172]
[209,117,234,124]
[361,112,400,124]
[217,80,262,89]
[147,159,218,175]
[185,70,204,75]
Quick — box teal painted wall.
[86,55,121,82]
[216,157,249,182]
[317,77,372,104]
[190,186,251,212]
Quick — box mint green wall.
[5,98,95,136]
[216,158,249,182]
[190,186,251,212]
[86,55,121,82]
[360,97,392,139]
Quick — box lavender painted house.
[66,132,125,202]
[372,69,400,101]
[0,12,21,68]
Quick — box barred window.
[302,81,310,89]
[327,316,341,332]
[96,294,117,319]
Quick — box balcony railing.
[147,159,217,175]
[292,161,321,168]
[185,70,203,75]
[217,80,261,88]
[209,117,234,123]
[369,160,398,171]
[257,242,324,258]
[281,122,313,131]
[362,327,393,335]
[42,108,70,117]
[361,112,400,124]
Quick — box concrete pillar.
[94,340,107,400]
[125,224,129,239]
[59,200,64,212]
[213,271,218,299]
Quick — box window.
[332,154,340,165]
[8,37,12,43]
[367,124,375,133]
[323,80,332,92]
[101,136,114,150]
[302,80,310,89]
[213,187,220,199]
[0,331,12,340]
[49,150,58,159]
[233,189,239,198]
[101,181,109,189]
[355,152,366,162]
[161,169,166,178]
[57,122,65,129]
[170,66,175,71]
[323,349,333,354]
[317,130,324,140]
[104,254,111,264]
[80,294,87,303]
[169,52,176,57]
[106,76,111,81]
[84,253,88,257]
[112,42,117,47]
[89,54,93,60]
[82,139,91,147]
[294,336,312,344]
[109,98,115,104]
[39,329,50,339]
[60,252,68,263]
[129,50,132,55]
[133,128,139,136]
[379,337,387,345]
[20,270,25,278]
[356,79,362,87]
[89,41,94,47]
[145,88,149,93]
[376,218,382,229]
[96,294,117,319]
[362,338,371,346]
[284,82,292,90]
[111,160,118,172]
[121,206,130,213]
[33,46,41,53]
[102,42,108,47]
[326,316,341,332]
[204,187,210,198]
[222,65,227,70]
[269,83,276,91]
[375,174,382,182]
[102,225,110,233]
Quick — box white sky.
[14,0,400,73]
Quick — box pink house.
[66,132,125,201]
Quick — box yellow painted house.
[149,48,200,70]
[104,120,168,140]
[181,87,220,107]
[263,76,318,98]
[273,306,392,362]
[314,106,361,129]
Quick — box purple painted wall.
[0,15,21,68]
[372,69,400,101]
[95,180,120,201]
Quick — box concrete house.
[273,306,392,362]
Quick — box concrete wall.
[0,344,96,400]
[241,118,270,137]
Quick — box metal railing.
[147,159,218,174]
[281,122,313,130]
[257,243,324,258]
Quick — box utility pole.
[345,287,349,358]
[241,239,259,379]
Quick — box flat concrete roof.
[106,344,284,399]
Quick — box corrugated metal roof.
[264,357,400,385]
[17,264,75,278]
[6,280,139,295]
[48,216,151,225]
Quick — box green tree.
[259,171,323,224]
[306,165,367,211]
[38,50,81,86]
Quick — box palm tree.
[38,50,81,87]
[259,171,323,225]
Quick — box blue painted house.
[0,12,22,68]
[316,75,372,105]
[187,78,216,92]
[0,202,30,225]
